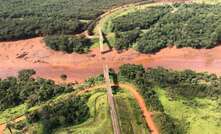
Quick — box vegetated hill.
[0,0,149,41]
[119,64,221,133]
[0,70,149,134]
[111,4,221,53]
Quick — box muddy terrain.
[0,37,220,83]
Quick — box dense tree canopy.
[111,4,221,53]
[44,35,92,53]
[0,0,148,41]
[119,64,221,99]
[0,69,74,111]
[115,30,141,50]
[26,96,89,133]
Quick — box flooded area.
[0,37,221,82]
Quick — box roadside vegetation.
[115,89,149,134]
[54,90,113,134]
[118,64,221,133]
[111,4,221,53]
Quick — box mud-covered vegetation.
[0,69,74,111]
[118,64,221,133]
[112,4,221,53]
[44,35,92,53]
[0,0,148,41]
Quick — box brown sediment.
[0,37,221,82]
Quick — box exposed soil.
[119,83,159,134]
[0,125,4,134]
[0,116,25,134]
[0,37,221,83]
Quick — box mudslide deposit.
[0,37,221,82]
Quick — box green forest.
[0,0,147,41]
[44,35,92,53]
[0,69,74,111]
[112,4,221,53]
[25,96,89,133]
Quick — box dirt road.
[0,116,25,134]
[119,83,159,134]
[78,83,159,134]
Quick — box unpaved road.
[119,83,159,134]
[77,83,160,134]
[0,116,25,134]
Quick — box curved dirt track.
[77,83,160,134]
[0,116,25,134]
[119,83,159,134]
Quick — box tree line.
[0,0,148,41]
[25,96,89,133]
[111,4,221,53]
[0,69,74,111]
[118,64,221,133]
[44,35,92,53]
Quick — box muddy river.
[0,37,221,82]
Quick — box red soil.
[120,83,159,134]
[0,116,25,134]
[0,37,221,82]
[78,83,160,134]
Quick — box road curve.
[79,83,159,134]
[119,83,159,134]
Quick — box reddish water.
[0,37,221,83]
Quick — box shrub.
[44,35,92,53]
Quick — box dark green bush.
[153,113,179,134]
[26,96,89,131]
[44,35,92,53]
[115,30,141,50]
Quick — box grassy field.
[0,104,27,124]
[155,87,221,134]
[115,89,150,134]
[54,89,113,134]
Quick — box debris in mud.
[33,60,48,64]
[87,54,96,57]
[16,52,28,59]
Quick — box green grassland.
[115,89,150,134]
[54,89,113,134]
[155,87,221,134]
[0,104,27,124]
